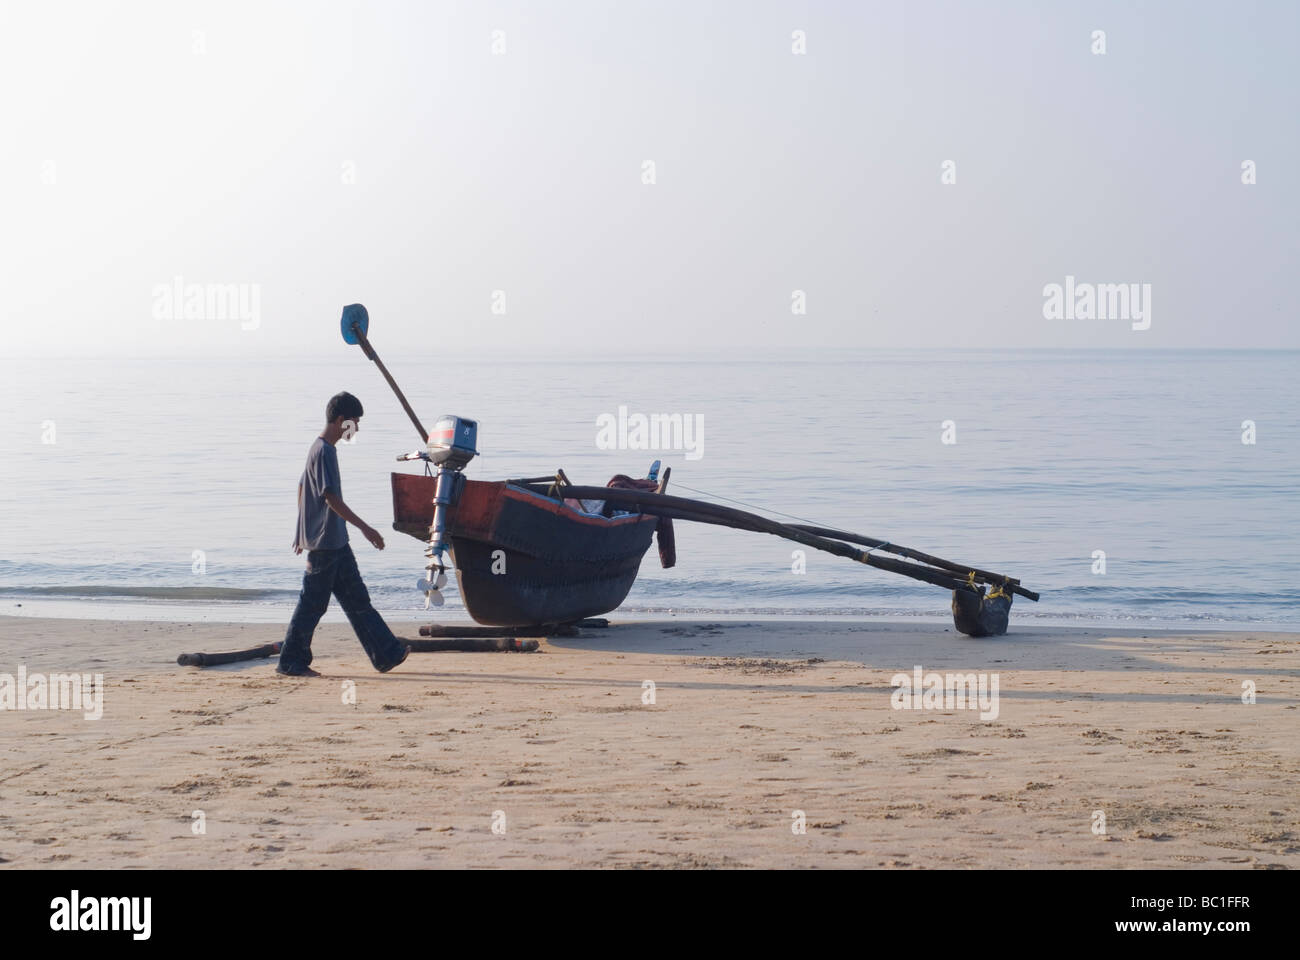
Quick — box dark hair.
[326,391,364,424]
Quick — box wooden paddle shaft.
[351,321,429,443]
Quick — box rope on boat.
[670,480,828,527]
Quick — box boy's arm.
[323,491,385,549]
[293,483,303,554]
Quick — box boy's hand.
[293,544,303,555]
[363,525,385,550]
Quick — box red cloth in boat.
[564,475,676,569]
[608,475,676,570]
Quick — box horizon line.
[4,346,1300,362]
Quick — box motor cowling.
[427,415,478,469]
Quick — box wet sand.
[1,615,1296,868]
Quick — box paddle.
[340,304,428,444]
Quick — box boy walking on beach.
[279,391,410,677]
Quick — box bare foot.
[276,665,322,677]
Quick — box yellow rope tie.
[967,570,1009,601]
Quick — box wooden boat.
[392,473,659,626]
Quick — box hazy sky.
[1,0,1296,358]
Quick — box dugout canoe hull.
[392,473,657,627]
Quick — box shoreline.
[1,616,1297,868]
[2,599,1295,634]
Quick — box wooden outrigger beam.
[787,525,1038,602]
[534,484,1039,603]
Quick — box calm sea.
[1,351,1296,628]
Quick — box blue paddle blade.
[340,303,369,344]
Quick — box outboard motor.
[418,414,478,607]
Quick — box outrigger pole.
[534,483,1039,636]
[536,483,1036,596]
[786,525,1038,602]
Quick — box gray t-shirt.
[294,437,348,551]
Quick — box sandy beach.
[1,615,1296,869]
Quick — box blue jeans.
[281,545,406,672]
